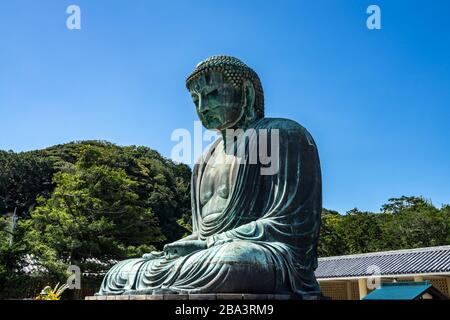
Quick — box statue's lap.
[104,240,282,294]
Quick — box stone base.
[85,293,297,300]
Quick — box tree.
[0,151,54,217]
[380,198,449,250]
[25,146,166,275]
[0,214,38,299]
[318,197,450,257]
[1,141,193,298]
[381,196,430,215]
[317,209,346,257]
[339,208,384,254]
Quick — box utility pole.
[9,207,18,246]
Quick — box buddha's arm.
[205,219,278,247]
[142,232,201,259]
[179,232,199,241]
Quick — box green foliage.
[25,164,161,274]
[0,215,28,274]
[35,283,69,300]
[317,209,347,257]
[0,214,52,299]
[381,196,432,215]
[379,198,449,250]
[0,151,54,217]
[318,196,450,257]
[24,142,192,272]
[0,141,192,297]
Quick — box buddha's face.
[188,71,244,130]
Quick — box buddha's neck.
[219,117,260,151]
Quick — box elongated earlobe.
[243,80,256,120]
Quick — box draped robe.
[98,118,322,297]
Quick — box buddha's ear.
[243,79,256,117]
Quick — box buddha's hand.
[163,240,207,260]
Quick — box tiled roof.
[315,246,450,279]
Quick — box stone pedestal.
[85,294,296,300]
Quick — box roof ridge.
[382,281,430,287]
[318,245,450,261]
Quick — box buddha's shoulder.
[253,117,317,146]
[255,117,308,133]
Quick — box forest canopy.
[0,141,192,297]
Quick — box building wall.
[319,281,348,300]
[318,276,450,300]
[429,278,449,298]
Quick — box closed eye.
[206,88,218,97]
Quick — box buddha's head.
[186,56,264,131]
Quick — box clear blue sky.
[1,0,449,214]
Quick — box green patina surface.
[97,56,323,298]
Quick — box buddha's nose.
[198,97,210,114]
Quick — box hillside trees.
[318,197,450,257]
[1,141,192,280]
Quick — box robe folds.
[98,118,322,297]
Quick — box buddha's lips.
[202,112,221,125]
